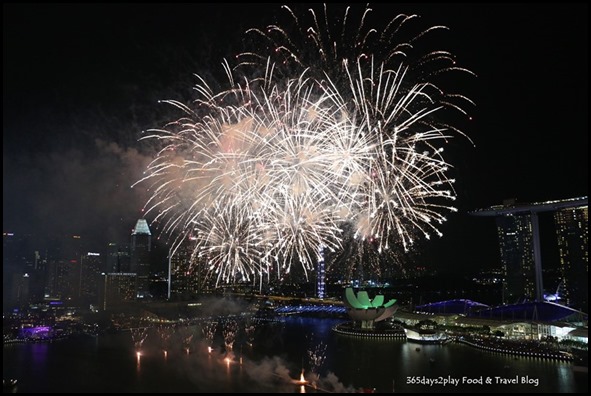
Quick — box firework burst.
[222,319,239,352]
[201,321,218,348]
[131,327,149,350]
[135,4,473,286]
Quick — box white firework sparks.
[135,4,473,286]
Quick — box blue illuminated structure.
[274,304,346,315]
[467,301,587,322]
[415,299,489,315]
[20,326,52,339]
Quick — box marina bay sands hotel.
[471,196,588,313]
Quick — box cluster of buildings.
[3,219,204,312]
[472,196,588,312]
[3,196,588,321]
[2,221,419,315]
[384,196,589,346]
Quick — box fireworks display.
[307,340,327,377]
[222,319,239,352]
[131,327,149,350]
[202,321,218,348]
[135,4,473,286]
[181,328,194,354]
[244,320,257,347]
[157,325,173,351]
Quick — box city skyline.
[4,195,587,312]
[3,3,588,279]
[471,197,588,311]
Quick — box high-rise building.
[79,252,103,308]
[3,232,43,309]
[472,196,588,308]
[42,234,88,302]
[317,245,326,299]
[495,213,536,304]
[45,234,86,266]
[45,258,79,301]
[168,238,199,300]
[11,272,30,309]
[29,251,47,303]
[106,242,131,273]
[102,273,137,310]
[131,219,152,299]
[554,206,588,312]
[11,255,42,309]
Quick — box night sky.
[3,4,588,277]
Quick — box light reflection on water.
[2,317,587,393]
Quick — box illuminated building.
[3,232,48,308]
[3,232,20,309]
[495,211,536,304]
[29,251,46,302]
[472,196,588,306]
[79,252,103,307]
[45,258,78,301]
[42,234,87,302]
[168,237,200,300]
[130,219,152,299]
[106,242,131,273]
[316,245,326,298]
[554,206,588,312]
[46,233,85,267]
[102,272,137,310]
[344,287,397,329]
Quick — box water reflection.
[30,343,49,366]
[1,317,587,393]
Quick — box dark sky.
[3,3,588,275]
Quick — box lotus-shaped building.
[344,287,398,329]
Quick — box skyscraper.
[42,234,87,302]
[131,219,151,299]
[472,196,588,307]
[3,232,48,309]
[554,206,588,312]
[495,213,536,304]
[45,258,78,301]
[79,252,103,308]
[106,242,131,273]
[316,245,326,299]
[102,272,137,310]
[168,237,199,300]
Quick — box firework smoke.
[135,4,473,286]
